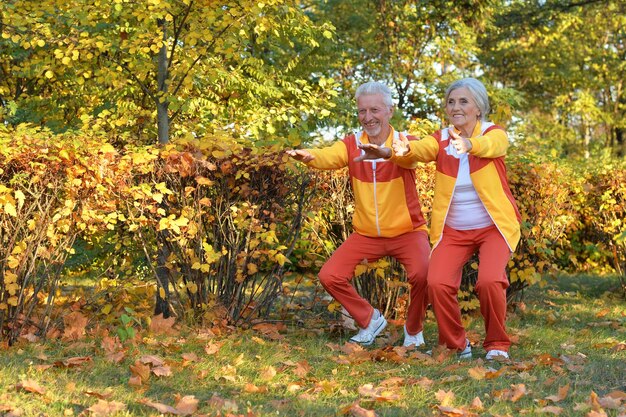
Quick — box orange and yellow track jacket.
[391,121,521,252]
[305,127,427,238]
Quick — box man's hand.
[354,143,392,162]
[285,149,315,163]
[392,134,410,156]
[449,128,473,154]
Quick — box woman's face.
[445,87,481,134]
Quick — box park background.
[0,0,624,416]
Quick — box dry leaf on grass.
[63,311,88,340]
[149,314,177,335]
[16,379,45,395]
[87,399,126,416]
[539,405,563,415]
[546,383,570,402]
[435,389,456,407]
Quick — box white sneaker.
[349,310,387,346]
[485,350,509,360]
[458,339,472,359]
[403,325,424,347]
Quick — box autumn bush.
[0,125,118,344]
[109,136,315,326]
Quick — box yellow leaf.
[10,190,21,208]
[100,143,117,154]
[8,296,18,306]
[275,253,290,266]
[7,255,19,269]
[4,271,18,283]
[159,287,166,298]
[247,263,258,275]
[354,264,368,276]
[59,149,70,160]
[195,177,213,186]
[4,202,17,216]
[45,70,54,79]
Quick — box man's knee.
[318,264,344,289]
[475,277,508,295]
[427,278,455,298]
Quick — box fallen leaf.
[204,341,223,355]
[181,352,198,363]
[149,314,177,335]
[63,311,88,340]
[286,383,301,393]
[436,405,477,417]
[140,355,165,367]
[152,365,172,377]
[54,356,92,368]
[174,395,198,415]
[293,360,311,378]
[138,398,179,414]
[260,366,277,381]
[16,379,45,395]
[435,389,455,406]
[538,405,563,414]
[379,377,405,387]
[468,366,488,380]
[84,389,113,400]
[244,383,268,393]
[357,384,401,402]
[128,375,143,387]
[252,322,285,340]
[208,394,238,412]
[493,384,527,402]
[470,396,483,410]
[130,360,151,384]
[341,401,377,417]
[597,395,621,409]
[87,399,126,416]
[546,383,569,402]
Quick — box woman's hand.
[449,127,473,154]
[392,133,410,156]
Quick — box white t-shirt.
[445,152,494,230]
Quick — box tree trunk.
[154,18,172,317]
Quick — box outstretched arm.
[285,149,315,163]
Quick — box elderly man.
[286,81,430,346]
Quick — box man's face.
[357,94,393,139]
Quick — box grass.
[0,274,624,416]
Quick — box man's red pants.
[318,230,430,334]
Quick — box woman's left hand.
[449,128,473,154]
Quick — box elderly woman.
[358,78,521,360]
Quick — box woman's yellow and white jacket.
[304,127,427,238]
[391,121,521,252]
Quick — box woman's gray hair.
[355,81,394,107]
[445,78,490,121]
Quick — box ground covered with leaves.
[0,274,624,417]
